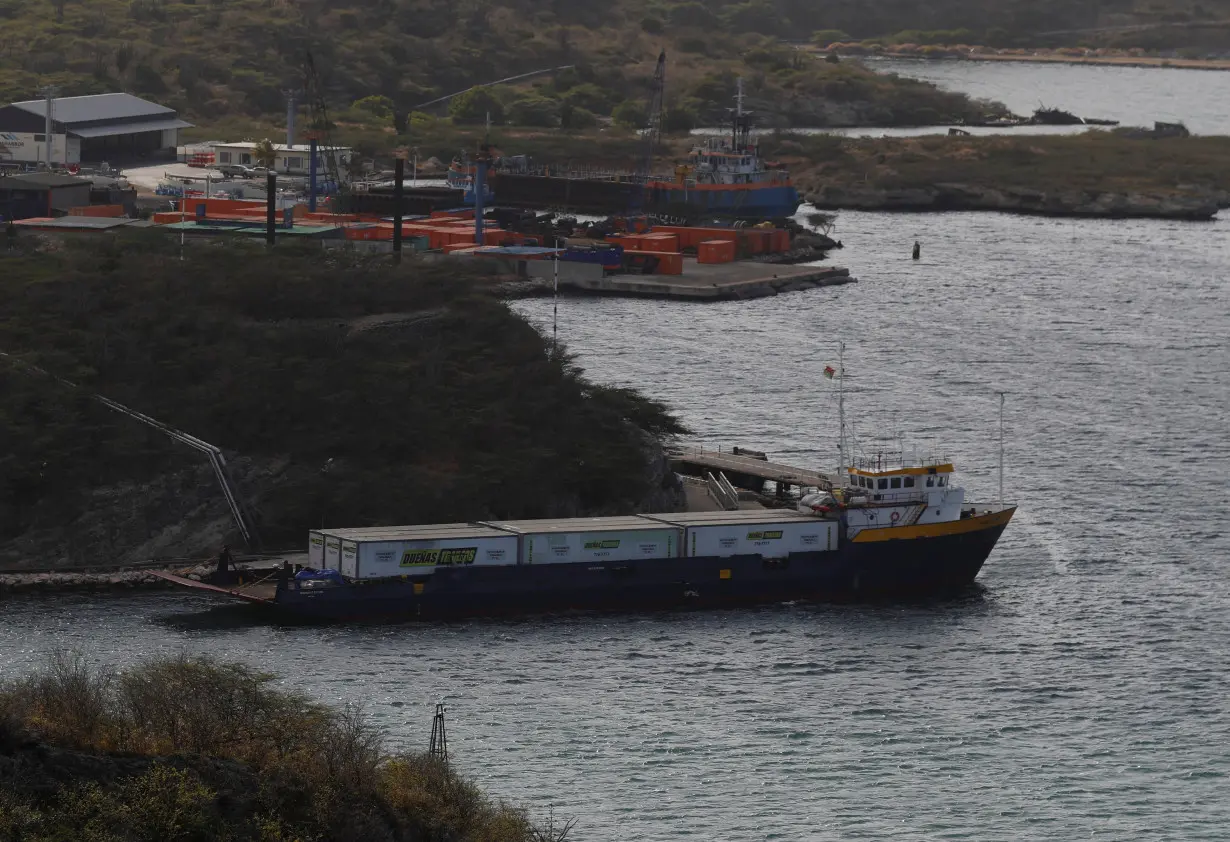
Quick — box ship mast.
[998,391,1006,505]
[837,342,845,482]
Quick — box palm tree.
[252,138,277,170]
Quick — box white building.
[211,142,355,180]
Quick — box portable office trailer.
[641,510,836,558]
[481,516,681,565]
[316,524,520,579]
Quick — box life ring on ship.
[890,511,901,523]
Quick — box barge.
[157,459,1014,622]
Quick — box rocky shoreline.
[806,183,1222,220]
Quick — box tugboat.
[155,350,1015,621]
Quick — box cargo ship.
[157,458,1014,622]
[447,82,801,220]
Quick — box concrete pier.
[528,259,855,301]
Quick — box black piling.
[266,172,276,246]
[393,157,404,260]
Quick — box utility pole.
[41,85,57,171]
[552,236,560,356]
[285,90,297,148]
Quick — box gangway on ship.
[669,445,835,493]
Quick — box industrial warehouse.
[0,92,191,167]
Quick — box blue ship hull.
[651,184,801,219]
[485,173,801,220]
[259,511,1012,622]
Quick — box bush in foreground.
[0,653,570,842]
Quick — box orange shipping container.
[640,233,680,253]
[698,239,736,264]
[69,204,125,218]
[637,250,683,275]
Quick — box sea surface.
[869,56,1230,134]
[3,205,1228,839]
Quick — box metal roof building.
[0,93,192,166]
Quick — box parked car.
[215,164,250,178]
[249,166,271,178]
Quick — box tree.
[353,95,394,123]
[252,139,277,169]
[611,100,647,129]
[508,96,560,128]
[447,86,504,125]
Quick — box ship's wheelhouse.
[845,462,954,503]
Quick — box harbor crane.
[630,51,666,213]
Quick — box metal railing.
[705,471,740,511]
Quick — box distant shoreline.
[805,46,1230,72]
[950,51,1230,72]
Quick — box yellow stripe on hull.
[851,507,1016,543]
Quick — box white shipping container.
[341,540,359,577]
[350,534,518,579]
[484,518,680,565]
[307,531,325,569]
[522,528,678,564]
[683,520,835,558]
[324,536,342,570]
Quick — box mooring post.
[393,156,404,260]
[265,172,276,246]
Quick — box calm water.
[3,207,1228,839]
[871,57,1230,134]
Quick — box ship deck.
[151,571,278,604]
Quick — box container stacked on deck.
[310,524,520,578]
[641,510,836,557]
[307,510,837,580]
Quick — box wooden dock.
[669,446,836,491]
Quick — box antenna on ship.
[837,342,845,482]
[429,701,449,768]
[997,392,1006,506]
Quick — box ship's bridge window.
[904,476,915,488]
[877,478,888,490]
[926,477,935,487]
[938,476,946,487]
[890,477,902,489]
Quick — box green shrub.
[448,85,505,124]
[0,655,568,841]
[612,99,648,128]
[508,95,562,128]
